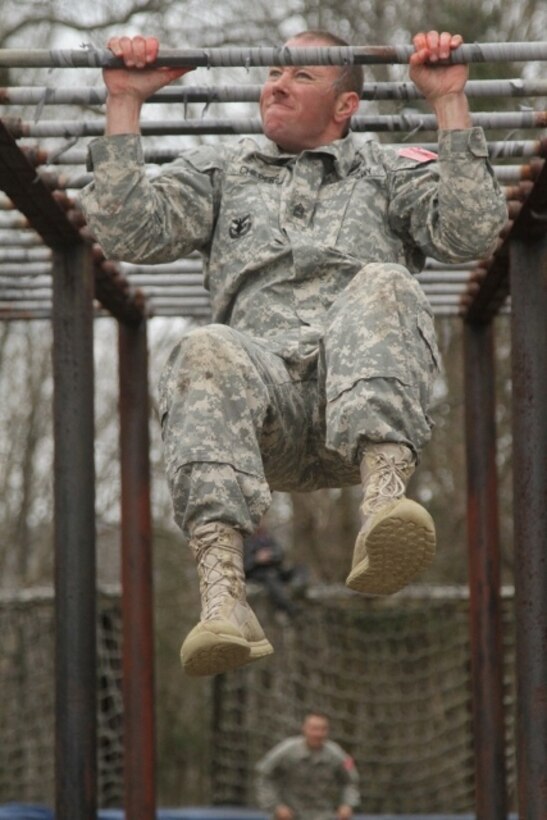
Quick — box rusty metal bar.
[0,119,82,247]
[463,319,507,818]
[0,121,146,324]
[509,236,547,818]
[52,241,96,820]
[118,318,156,820]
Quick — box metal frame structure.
[0,42,546,820]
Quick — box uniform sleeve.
[339,753,360,809]
[255,740,293,812]
[328,743,360,809]
[79,134,223,264]
[387,127,507,265]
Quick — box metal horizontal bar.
[121,262,203,275]
[423,259,479,270]
[5,76,547,108]
[0,302,477,319]
[0,248,51,262]
[418,275,474,285]
[0,213,29,224]
[0,288,52,299]
[1,42,547,70]
[0,262,52,275]
[0,279,470,297]
[8,109,547,140]
[125,274,203,285]
[0,275,51,287]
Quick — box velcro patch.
[398,146,438,163]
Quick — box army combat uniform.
[255,735,361,819]
[81,129,506,537]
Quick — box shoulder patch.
[343,755,355,771]
[398,146,438,163]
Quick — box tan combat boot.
[180,522,274,676]
[346,442,436,595]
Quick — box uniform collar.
[240,132,361,178]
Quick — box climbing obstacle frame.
[0,41,546,820]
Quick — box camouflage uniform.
[81,129,506,536]
[255,735,360,819]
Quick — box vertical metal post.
[52,243,96,820]
[463,319,507,818]
[509,237,547,818]
[118,318,156,818]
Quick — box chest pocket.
[211,167,284,265]
[332,170,397,262]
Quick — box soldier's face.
[260,37,346,153]
[302,715,329,749]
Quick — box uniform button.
[292,203,305,218]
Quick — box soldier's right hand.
[104,35,193,101]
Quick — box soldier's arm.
[255,740,293,813]
[79,36,217,264]
[385,129,507,264]
[386,30,507,263]
[332,744,361,811]
[80,141,222,263]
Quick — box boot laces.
[190,524,243,620]
[362,451,412,515]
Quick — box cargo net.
[0,587,124,808]
[212,588,517,814]
[0,585,516,813]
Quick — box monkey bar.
[2,40,547,68]
[0,40,546,820]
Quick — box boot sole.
[181,632,275,677]
[346,499,436,595]
[181,630,251,677]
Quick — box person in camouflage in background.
[81,29,507,677]
[255,711,360,820]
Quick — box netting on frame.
[0,587,124,807]
[0,585,516,812]
[211,587,517,814]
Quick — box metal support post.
[118,318,156,818]
[463,319,507,818]
[509,237,547,818]
[52,243,96,820]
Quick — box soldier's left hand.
[336,805,353,820]
[409,30,468,102]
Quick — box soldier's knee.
[177,323,242,368]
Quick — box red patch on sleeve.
[343,756,355,771]
[398,146,438,163]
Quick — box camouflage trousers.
[158,263,441,536]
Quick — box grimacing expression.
[259,37,355,153]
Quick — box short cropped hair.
[303,709,330,723]
[290,30,364,98]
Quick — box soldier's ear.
[334,91,360,124]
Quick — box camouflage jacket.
[255,736,360,819]
[81,130,506,354]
